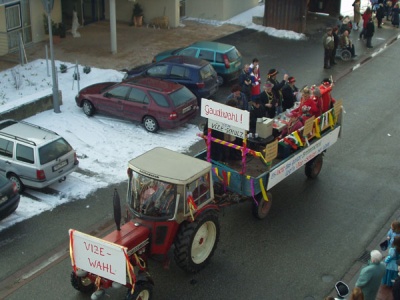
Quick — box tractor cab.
[126,147,214,223]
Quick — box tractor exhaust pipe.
[113,189,121,231]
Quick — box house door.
[82,0,105,25]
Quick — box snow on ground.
[0,2,362,231]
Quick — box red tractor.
[69,147,220,300]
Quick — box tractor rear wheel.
[70,271,95,293]
[252,192,272,220]
[125,281,153,300]
[174,211,220,273]
[305,154,323,179]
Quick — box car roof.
[160,55,209,68]
[125,77,183,93]
[0,120,59,146]
[128,147,211,184]
[189,41,235,52]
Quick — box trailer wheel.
[174,211,219,273]
[305,154,323,179]
[70,271,95,293]
[125,281,153,300]
[252,192,272,220]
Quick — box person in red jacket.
[360,7,373,39]
[319,78,336,113]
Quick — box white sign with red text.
[201,98,249,131]
[267,126,341,190]
[208,119,246,139]
[69,229,127,285]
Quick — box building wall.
[0,6,7,55]
[31,0,62,43]
[185,0,259,21]
[105,0,180,28]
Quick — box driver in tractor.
[141,182,176,217]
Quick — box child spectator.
[387,220,400,249]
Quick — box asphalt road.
[1,27,400,300]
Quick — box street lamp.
[41,0,60,113]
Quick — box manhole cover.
[303,296,315,300]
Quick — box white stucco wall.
[31,0,62,43]
[185,0,259,21]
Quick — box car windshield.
[128,171,177,219]
[39,138,73,164]
[200,64,215,80]
[169,86,194,107]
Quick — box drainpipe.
[110,0,117,54]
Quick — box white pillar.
[110,0,117,54]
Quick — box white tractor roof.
[128,147,211,184]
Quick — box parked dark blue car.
[124,56,219,105]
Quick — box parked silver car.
[0,120,79,192]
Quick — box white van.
[0,120,79,192]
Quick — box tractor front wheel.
[174,211,220,273]
[70,271,95,293]
[125,281,153,300]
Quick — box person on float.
[319,78,336,113]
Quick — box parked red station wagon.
[75,77,198,133]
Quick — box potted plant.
[133,3,144,27]
[60,64,67,73]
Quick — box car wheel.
[143,116,159,133]
[217,75,224,86]
[7,173,24,193]
[82,100,94,116]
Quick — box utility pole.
[41,0,61,113]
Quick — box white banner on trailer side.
[69,230,127,285]
[267,126,341,190]
[201,98,250,131]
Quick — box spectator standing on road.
[376,3,386,27]
[323,27,335,69]
[339,16,353,34]
[355,250,386,300]
[340,30,357,57]
[349,287,365,300]
[365,17,375,48]
[386,220,400,249]
[227,84,249,111]
[354,1,362,30]
[239,64,252,106]
[392,3,400,27]
[386,0,393,21]
[360,7,373,39]
[266,68,288,115]
[382,236,400,286]
[281,76,298,111]
[331,26,340,66]
[249,61,261,101]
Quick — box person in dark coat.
[203,119,225,162]
[257,82,278,118]
[392,259,400,300]
[355,250,386,300]
[238,64,252,105]
[330,26,340,66]
[322,27,335,69]
[376,3,386,27]
[249,97,266,135]
[266,68,288,114]
[360,7,373,39]
[365,17,375,48]
[281,76,298,111]
[392,3,400,28]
